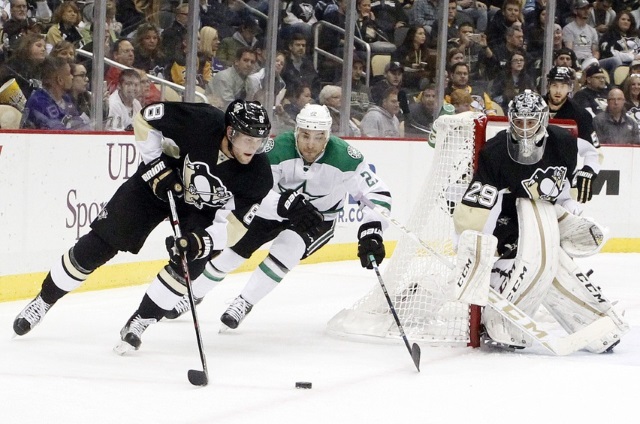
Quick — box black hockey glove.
[277,190,324,233]
[140,156,183,201]
[574,166,596,203]
[165,228,213,262]
[357,222,385,269]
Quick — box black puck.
[295,381,312,389]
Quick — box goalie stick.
[168,191,209,386]
[364,202,617,356]
[369,255,421,372]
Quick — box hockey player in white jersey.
[453,90,629,353]
[167,104,392,330]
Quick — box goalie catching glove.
[140,156,183,201]
[574,166,596,203]
[277,190,324,233]
[165,228,213,262]
[358,222,385,269]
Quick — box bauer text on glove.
[358,222,385,269]
[277,190,324,233]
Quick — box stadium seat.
[614,66,630,86]
[371,55,391,76]
[0,105,22,129]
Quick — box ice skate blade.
[113,340,137,355]
[218,323,231,333]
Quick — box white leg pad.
[450,230,498,306]
[483,199,560,347]
[542,249,630,353]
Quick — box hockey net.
[327,111,488,347]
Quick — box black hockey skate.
[113,314,157,355]
[13,294,52,336]
[164,295,203,320]
[220,295,253,329]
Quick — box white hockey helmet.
[507,89,549,165]
[295,104,333,140]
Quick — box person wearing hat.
[545,66,600,148]
[371,61,410,119]
[593,87,640,145]
[573,64,609,118]
[563,0,599,67]
[217,15,261,68]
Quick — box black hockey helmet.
[547,66,574,84]
[225,100,271,138]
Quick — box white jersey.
[257,132,392,225]
[107,90,142,131]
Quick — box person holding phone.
[455,21,497,83]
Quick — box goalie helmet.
[225,99,271,138]
[295,104,332,139]
[507,89,549,165]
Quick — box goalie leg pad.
[483,199,560,348]
[450,230,498,306]
[555,205,607,258]
[542,249,630,353]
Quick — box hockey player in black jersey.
[453,90,628,353]
[13,100,274,346]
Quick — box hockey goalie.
[453,90,629,353]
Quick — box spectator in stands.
[456,22,496,83]
[207,46,256,109]
[106,38,135,94]
[136,68,161,108]
[552,23,564,51]
[524,5,546,59]
[25,56,88,130]
[392,25,431,90]
[280,0,319,42]
[50,40,76,62]
[406,83,451,135]
[355,0,389,43]
[217,15,261,68]
[429,2,474,49]
[598,11,640,75]
[563,0,599,68]
[247,50,286,105]
[445,62,497,115]
[277,80,313,130]
[554,47,579,72]
[588,0,615,35]
[573,64,610,118]
[486,0,523,50]
[161,2,189,66]
[490,26,526,79]
[107,68,141,131]
[166,32,212,89]
[318,84,361,137]
[593,87,640,144]
[199,0,249,40]
[410,0,438,36]
[372,61,410,118]
[281,32,321,99]
[457,0,489,33]
[199,26,225,76]
[449,88,475,113]
[447,48,466,69]
[0,33,46,100]
[132,23,165,79]
[622,73,640,124]
[68,62,94,121]
[490,49,536,112]
[46,1,85,52]
[0,1,43,61]
[115,0,147,37]
[371,0,409,41]
[341,55,371,121]
[360,84,401,138]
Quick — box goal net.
[327,112,488,346]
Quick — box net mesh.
[327,112,486,345]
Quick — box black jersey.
[546,97,600,147]
[141,102,273,221]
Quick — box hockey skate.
[220,295,253,330]
[113,314,157,355]
[164,295,203,320]
[13,294,52,336]
[479,326,525,352]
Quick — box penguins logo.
[521,166,567,201]
[182,155,232,209]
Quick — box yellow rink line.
[1,239,638,303]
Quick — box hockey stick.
[369,255,421,371]
[167,191,209,386]
[365,203,616,355]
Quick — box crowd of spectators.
[0,0,637,144]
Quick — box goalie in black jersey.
[453,90,629,353]
[13,100,274,351]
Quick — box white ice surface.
[1,255,638,424]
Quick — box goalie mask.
[507,90,549,165]
[225,100,271,155]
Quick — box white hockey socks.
[49,249,92,292]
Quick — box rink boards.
[1,129,638,301]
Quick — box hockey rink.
[0,255,638,424]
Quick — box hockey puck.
[295,381,312,389]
